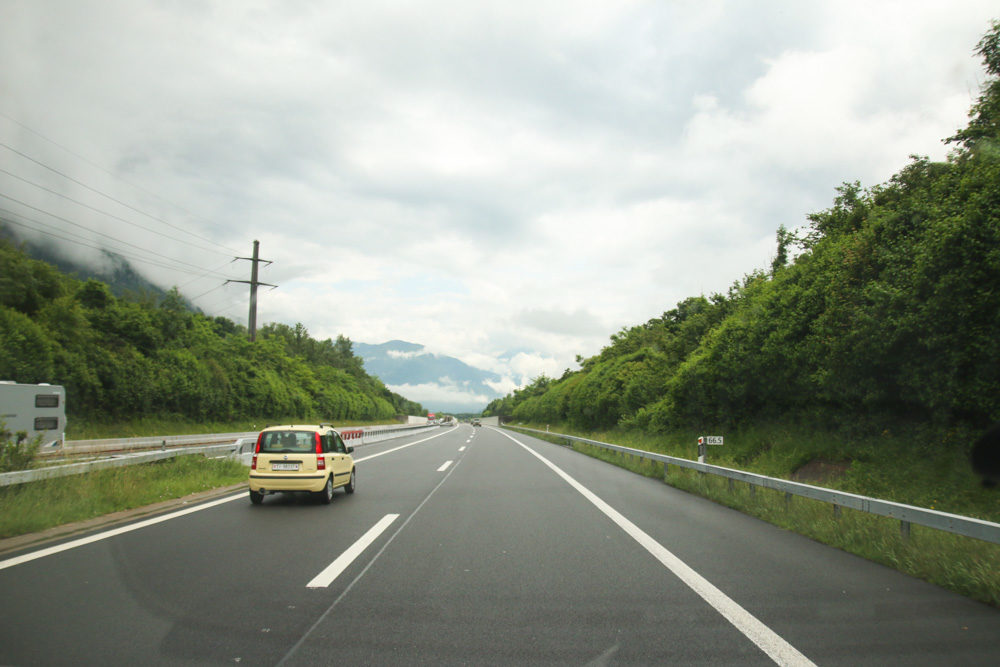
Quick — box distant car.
[249,424,356,504]
[472,418,481,427]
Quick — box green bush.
[0,419,40,472]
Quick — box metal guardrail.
[1,423,437,487]
[0,441,250,487]
[51,432,257,456]
[55,422,435,456]
[505,425,1000,546]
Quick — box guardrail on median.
[504,425,1000,546]
[0,441,251,487]
[1,422,438,487]
[56,422,434,456]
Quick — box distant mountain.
[354,340,503,414]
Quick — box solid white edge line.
[437,460,453,472]
[0,493,245,571]
[306,514,399,588]
[496,429,815,667]
[2,429,450,571]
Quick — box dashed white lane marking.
[437,460,453,472]
[307,514,399,588]
[496,430,815,667]
[279,456,464,665]
[2,430,452,571]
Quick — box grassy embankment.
[66,416,401,440]
[0,455,247,540]
[0,417,403,541]
[509,421,1000,607]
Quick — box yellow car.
[249,424,356,504]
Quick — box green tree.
[948,20,1000,150]
[0,306,55,382]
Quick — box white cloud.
[1,0,996,408]
[387,349,422,360]
[483,376,521,397]
[386,381,493,412]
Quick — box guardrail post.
[748,483,756,498]
[663,462,669,480]
[900,520,911,541]
[785,492,792,510]
[833,504,841,519]
[728,478,734,493]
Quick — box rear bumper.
[249,473,328,493]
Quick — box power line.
[0,193,237,278]
[0,203,233,279]
[177,258,238,289]
[0,212,237,280]
[0,112,241,255]
[0,165,233,257]
[199,291,248,317]
[188,283,228,302]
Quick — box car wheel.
[249,489,264,505]
[345,468,356,494]
[317,476,334,504]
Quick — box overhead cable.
[0,112,240,255]
[0,165,233,257]
[0,213,237,280]
[0,192,236,278]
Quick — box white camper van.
[0,382,66,448]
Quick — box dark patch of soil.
[791,459,851,484]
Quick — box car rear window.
[258,430,316,453]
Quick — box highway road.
[1,425,998,665]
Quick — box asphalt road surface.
[1,425,998,665]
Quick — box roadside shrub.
[0,419,41,472]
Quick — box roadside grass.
[511,423,1000,608]
[520,421,998,522]
[3,416,404,539]
[0,455,247,540]
[66,416,402,440]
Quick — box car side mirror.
[347,446,354,454]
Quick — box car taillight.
[251,432,264,470]
[315,432,325,470]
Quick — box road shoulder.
[0,482,247,556]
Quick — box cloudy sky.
[1,1,996,409]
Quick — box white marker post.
[698,435,723,463]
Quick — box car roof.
[260,424,339,433]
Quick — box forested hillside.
[0,239,423,425]
[485,21,1000,440]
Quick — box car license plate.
[271,462,299,471]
